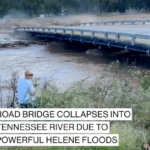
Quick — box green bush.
[2,61,150,150]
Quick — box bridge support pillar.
[63,30,66,35]
[54,29,57,34]
[131,35,135,45]
[107,43,111,48]
[80,31,83,37]
[48,29,50,34]
[92,40,95,45]
[146,48,150,57]
[116,34,120,42]
[71,30,74,36]
[124,45,128,50]
[91,32,95,39]
[98,45,101,49]
[104,33,108,41]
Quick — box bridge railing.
[65,20,150,26]
[18,26,150,46]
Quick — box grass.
[1,60,150,150]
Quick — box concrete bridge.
[17,19,150,56]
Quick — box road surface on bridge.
[48,25,150,35]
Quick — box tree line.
[0,0,150,19]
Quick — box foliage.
[0,0,150,19]
[44,0,61,16]
[109,60,120,74]
[0,0,7,19]
[5,71,19,108]
[0,124,149,149]
[32,61,150,132]
[1,60,150,149]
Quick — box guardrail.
[65,20,150,26]
[18,26,150,47]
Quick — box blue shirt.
[18,78,35,104]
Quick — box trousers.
[19,100,38,108]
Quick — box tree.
[0,6,6,19]
[0,0,150,18]
[0,0,7,19]
[44,0,61,16]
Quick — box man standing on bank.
[18,70,37,108]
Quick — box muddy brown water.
[0,42,104,90]
[1,40,150,90]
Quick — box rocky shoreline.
[0,40,48,49]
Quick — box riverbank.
[1,12,150,28]
[1,68,150,149]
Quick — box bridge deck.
[17,24,150,56]
[58,25,150,35]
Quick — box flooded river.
[1,39,150,90]
[1,36,150,108]
[0,42,105,90]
